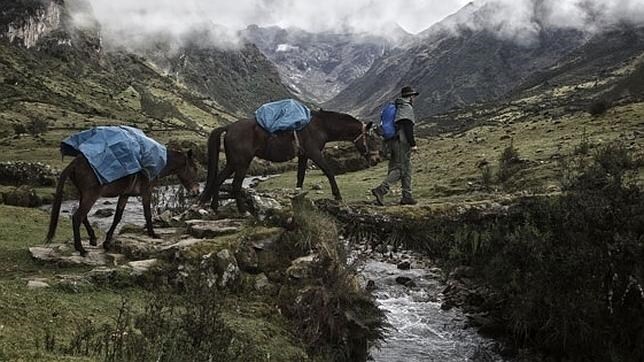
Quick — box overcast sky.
[84,0,644,49]
[86,0,472,36]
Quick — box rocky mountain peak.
[242,25,401,104]
[0,0,64,48]
[0,0,102,57]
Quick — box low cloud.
[441,0,644,45]
[83,0,470,50]
[81,0,644,51]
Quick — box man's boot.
[400,196,417,205]
[371,186,386,206]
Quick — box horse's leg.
[103,195,129,250]
[306,151,342,201]
[232,162,252,214]
[72,193,99,256]
[211,163,235,211]
[141,187,159,239]
[296,154,308,189]
[83,218,98,246]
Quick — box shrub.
[57,277,237,361]
[281,195,389,361]
[11,123,26,135]
[26,119,49,136]
[588,98,611,116]
[497,140,523,183]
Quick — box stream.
[47,180,504,361]
[354,246,503,361]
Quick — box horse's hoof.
[150,233,161,240]
[79,249,88,257]
[89,239,98,247]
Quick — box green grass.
[0,205,309,361]
[260,102,644,211]
[0,205,148,361]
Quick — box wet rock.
[186,219,243,239]
[366,280,376,291]
[93,208,114,218]
[397,260,411,270]
[286,254,316,280]
[395,276,413,286]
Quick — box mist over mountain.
[241,25,409,103]
[324,0,644,120]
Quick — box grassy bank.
[322,142,644,361]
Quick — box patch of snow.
[276,43,299,52]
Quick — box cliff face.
[0,0,63,48]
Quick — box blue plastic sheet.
[61,126,167,185]
[255,99,311,134]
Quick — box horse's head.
[352,121,380,167]
[176,149,200,197]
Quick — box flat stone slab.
[186,219,244,239]
[29,245,127,267]
[114,233,212,260]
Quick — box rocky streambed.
[37,184,508,361]
[351,241,503,361]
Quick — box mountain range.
[1,0,643,133]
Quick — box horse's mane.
[312,109,359,124]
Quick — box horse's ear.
[366,121,374,131]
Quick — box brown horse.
[199,110,376,212]
[46,149,200,256]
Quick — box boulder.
[395,276,415,287]
[235,244,259,274]
[27,280,50,289]
[254,273,272,292]
[29,245,118,267]
[93,208,114,218]
[127,259,159,275]
[186,219,243,239]
[250,194,283,221]
[114,232,208,260]
[216,249,240,288]
[286,254,317,280]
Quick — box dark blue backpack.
[379,102,397,140]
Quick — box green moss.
[221,296,308,361]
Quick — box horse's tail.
[46,161,73,243]
[199,126,227,205]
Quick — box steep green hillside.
[0,40,235,168]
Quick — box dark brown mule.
[46,149,200,256]
[199,110,376,212]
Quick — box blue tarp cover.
[61,126,167,185]
[255,99,311,134]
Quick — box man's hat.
[401,86,419,97]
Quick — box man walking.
[371,86,419,206]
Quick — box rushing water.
[358,255,503,362]
[48,180,504,361]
